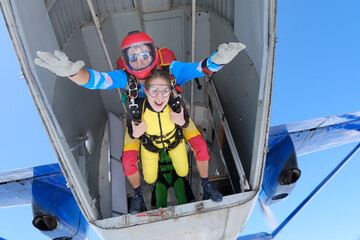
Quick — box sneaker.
[129,194,144,214]
[203,182,223,202]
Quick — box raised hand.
[131,120,147,138]
[211,42,246,65]
[170,106,185,127]
[34,50,84,77]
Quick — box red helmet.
[120,31,159,79]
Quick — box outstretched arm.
[34,50,89,85]
[170,42,246,86]
[34,50,128,90]
[68,68,90,85]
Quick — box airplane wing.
[261,111,360,206]
[243,111,360,239]
[268,111,360,156]
[0,163,63,208]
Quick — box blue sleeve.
[79,68,128,90]
[170,52,224,86]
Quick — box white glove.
[34,50,85,77]
[210,42,246,65]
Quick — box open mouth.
[155,101,164,107]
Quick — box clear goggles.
[146,84,171,98]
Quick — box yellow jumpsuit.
[127,102,189,184]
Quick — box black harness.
[124,68,186,152]
[157,160,180,188]
[139,126,184,153]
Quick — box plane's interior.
[10,0,273,226]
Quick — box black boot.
[129,193,145,214]
[203,182,223,202]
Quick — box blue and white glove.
[34,50,84,77]
[210,42,246,65]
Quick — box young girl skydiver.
[126,69,222,214]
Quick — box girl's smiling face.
[145,77,171,112]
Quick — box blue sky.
[1,1,360,240]
[241,1,360,240]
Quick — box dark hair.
[145,69,172,89]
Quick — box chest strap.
[140,127,183,153]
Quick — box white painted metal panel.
[92,191,257,240]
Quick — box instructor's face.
[127,45,153,71]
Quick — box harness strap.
[157,170,180,188]
[130,98,146,125]
[157,174,171,188]
[159,169,174,175]
[168,96,181,113]
[165,128,183,150]
[141,127,183,153]
[171,171,180,186]
[148,127,176,142]
[159,162,173,166]
[139,135,160,153]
